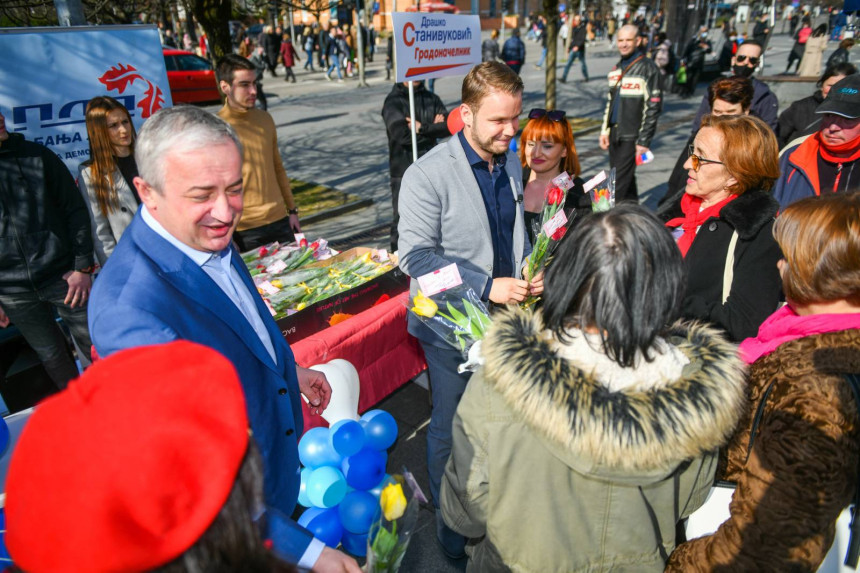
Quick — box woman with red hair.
[518,108,587,244]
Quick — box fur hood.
[480,310,747,483]
[720,188,779,241]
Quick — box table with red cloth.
[292,291,426,432]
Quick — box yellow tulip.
[380,482,408,521]
[410,290,438,318]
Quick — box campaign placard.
[0,25,172,176]
[392,13,482,83]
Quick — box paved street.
[210,27,825,570]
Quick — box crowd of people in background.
[1,5,859,572]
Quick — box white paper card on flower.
[293,233,306,244]
[259,280,280,295]
[542,209,569,237]
[417,263,463,297]
[583,170,607,193]
[552,171,574,192]
[266,259,287,274]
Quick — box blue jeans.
[327,55,342,79]
[304,49,314,69]
[0,277,91,389]
[562,48,589,81]
[422,342,472,508]
[422,342,469,556]
[536,47,547,67]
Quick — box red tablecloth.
[292,291,426,431]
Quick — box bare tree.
[542,0,559,109]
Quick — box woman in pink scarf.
[667,193,860,571]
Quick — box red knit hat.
[5,341,250,572]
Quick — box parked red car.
[163,49,221,104]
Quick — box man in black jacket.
[599,24,663,203]
[560,15,589,83]
[0,110,94,389]
[382,81,448,252]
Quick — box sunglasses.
[735,54,760,66]
[688,144,724,171]
[528,108,567,122]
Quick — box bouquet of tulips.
[525,171,575,283]
[366,471,426,573]
[409,282,491,372]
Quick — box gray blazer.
[78,164,138,265]
[398,135,531,345]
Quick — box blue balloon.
[297,507,343,547]
[341,447,387,491]
[359,410,398,451]
[298,467,314,507]
[298,427,342,468]
[341,530,368,557]
[338,490,379,534]
[329,420,365,458]
[368,473,396,498]
[306,466,348,508]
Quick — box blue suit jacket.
[89,214,312,561]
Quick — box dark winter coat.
[500,36,526,64]
[570,23,587,50]
[664,189,783,342]
[692,78,779,133]
[382,82,448,179]
[777,90,824,148]
[827,46,851,68]
[0,133,94,294]
[667,329,860,571]
[262,32,281,66]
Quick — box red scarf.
[817,132,860,193]
[665,193,738,257]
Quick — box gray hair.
[135,106,241,193]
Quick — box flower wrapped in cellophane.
[407,264,491,372]
[366,471,426,573]
[585,168,616,213]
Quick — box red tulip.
[546,186,564,206]
[258,246,269,257]
[299,238,309,248]
[551,226,567,241]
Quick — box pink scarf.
[738,305,860,364]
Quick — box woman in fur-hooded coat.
[440,204,747,573]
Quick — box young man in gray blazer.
[398,61,542,559]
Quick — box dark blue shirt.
[458,131,516,299]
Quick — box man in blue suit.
[89,106,360,573]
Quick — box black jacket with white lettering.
[601,55,663,148]
[0,133,93,294]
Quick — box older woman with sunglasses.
[664,114,782,342]
[518,108,587,244]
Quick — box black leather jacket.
[601,54,663,148]
[0,133,93,294]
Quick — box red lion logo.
[98,64,165,118]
